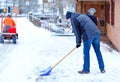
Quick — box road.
[0,17,75,82]
[0,17,52,82]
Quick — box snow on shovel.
[39,47,76,76]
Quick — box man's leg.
[3,25,11,33]
[82,39,92,72]
[92,34,105,72]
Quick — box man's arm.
[71,18,82,46]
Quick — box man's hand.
[76,44,81,48]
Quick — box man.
[3,14,16,33]
[66,11,105,74]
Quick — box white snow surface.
[0,17,120,82]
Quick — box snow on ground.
[0,17,120,82]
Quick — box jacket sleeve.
[71,18,82,45]
[12,19,16,27]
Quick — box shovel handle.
[52,47,76,69]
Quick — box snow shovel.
[39,47,76,76]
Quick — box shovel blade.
[39,66,52,76]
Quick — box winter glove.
[76,44,81,48]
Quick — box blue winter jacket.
[70,12,100,45]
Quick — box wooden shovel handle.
[52,47,76,69]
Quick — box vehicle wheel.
[16,33,18,39]
[12,35,16,44]
[0,35,4,44]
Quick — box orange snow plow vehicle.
[0,14,18,44]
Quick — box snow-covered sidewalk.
[0,17,120,82]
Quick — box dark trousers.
[3,25,11,33]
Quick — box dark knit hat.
[7,13,12,17]
[66,11,72,19]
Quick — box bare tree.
[65,0,76,5]
[64,0,76,12]
[57,0,63,17]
